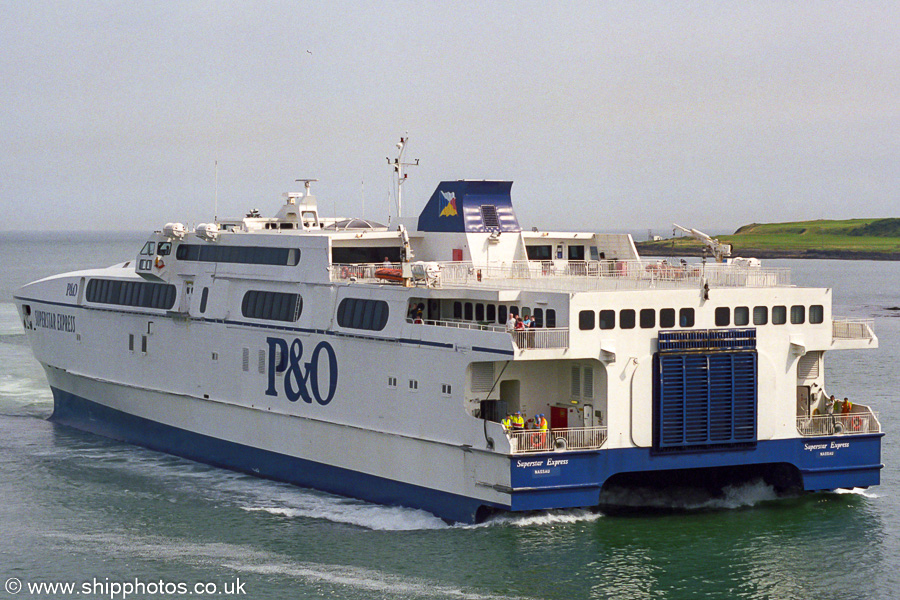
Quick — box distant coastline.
[637,218,900,261]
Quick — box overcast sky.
[2,1,897,235]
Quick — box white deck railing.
[507,426,608,453]
[405,318,507,332]
[797,409,881,436]
[330,260,790,292]
[833,318,875,340]
[510,328,570,350]
[406,319,570,350]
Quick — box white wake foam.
[46,532,526,600]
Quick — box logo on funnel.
[438,191,458,217]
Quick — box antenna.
[214,160,219,223]
[386,134,419,218]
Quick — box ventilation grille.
[480,205,500,229]
[797,351,820,380]
[658,328,756,353]
[471,363,495,392]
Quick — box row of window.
[715,305,823,326]
[86,279,177,310]
[579,304,825,331]
[176,244,300,266]
[452,302,558,328]
[337,298,389,331]
[387,376,452,395]
[241,290,303,322]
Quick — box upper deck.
[330,259,792,293]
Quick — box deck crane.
[672,223,732,263]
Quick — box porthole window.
[679,308,694,327]
[753,306,768,325]
[619,309,635,329]
[579,310,595,330]
[791,305,805,324]
[598,310,615,330]
[715,307,730,327]
[772,305,787,325]
[734,306,750,326]
[810,305,824,324]
[660,308,675,328]
[640,308,655,329]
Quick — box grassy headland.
[635,218,900,260]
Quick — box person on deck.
[506,313,517,332]
[511,412,525,432]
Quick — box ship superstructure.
[14,177,882,522]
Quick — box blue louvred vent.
[654,330,757,451]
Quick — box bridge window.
[679,308,695,327]
[734,306,750,326]
[486,304,496,322]
[86,278,177,310]
[620,309,635,329]
[176,244,300,266]
[640,308,655,329]
[791,305,805,324]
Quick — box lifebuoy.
[850,416,862,431]
[529,432,542,447]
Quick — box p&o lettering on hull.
[265,337,338,405]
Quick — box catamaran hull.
[45,367,882,523]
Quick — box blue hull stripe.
[49,387,503,523]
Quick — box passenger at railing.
[523,314,534,328]
[841,397,854,414]
[515,317,525,330]
[511,411,525,432]
[506,313,517,332]
[414,310,424,324]
[383,256,392,268]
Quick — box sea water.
[1,233,898,600]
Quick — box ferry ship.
[14,151,883,522]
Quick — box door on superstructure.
[180,280,194,313]
[796,386,811,418]
[499,380,520,414]
[583,403,595,427]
